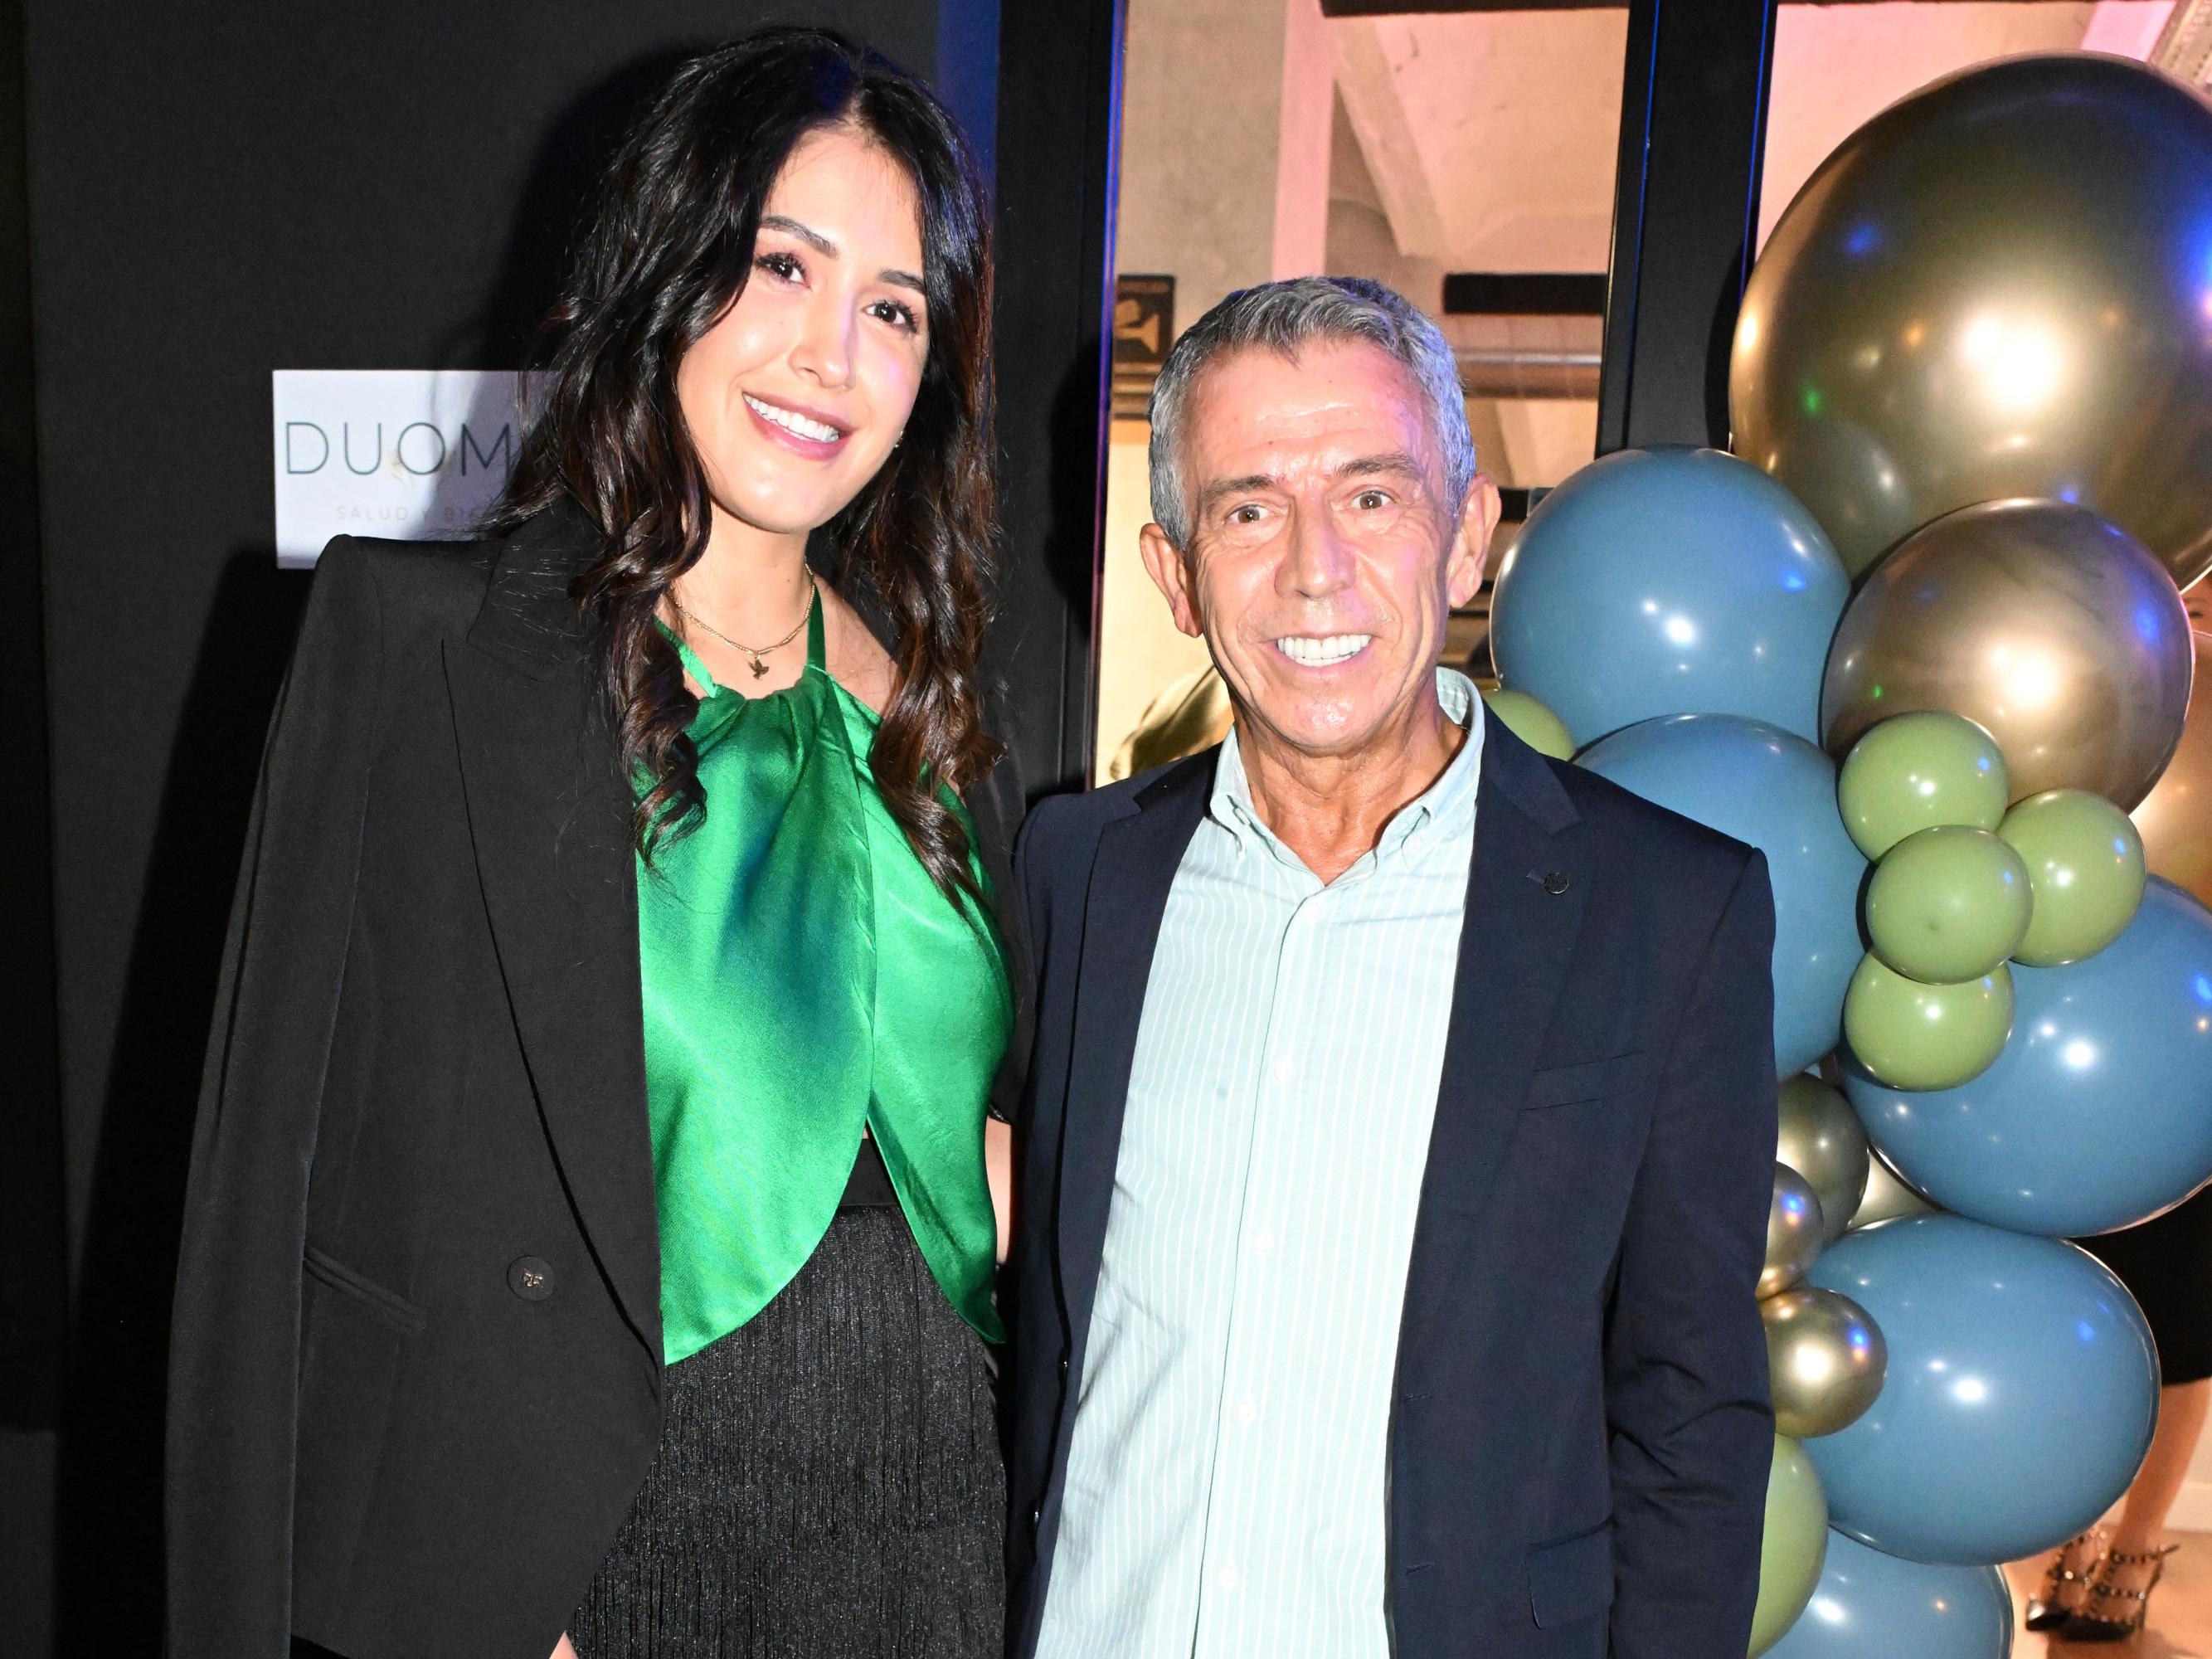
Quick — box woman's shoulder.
[312,504,596,661]
[311,533,501,641]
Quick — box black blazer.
[164,508,1029,1659]
[1004,721,1778,1659]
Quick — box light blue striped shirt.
[1035,670,1485,1659]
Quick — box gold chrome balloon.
[1852,1151,1942,1230]
[1763,1287,1889,1439]
[1733,54,2212,586]
[1821,501,2191,810]
[2133,632,2212,908]
[1762,1163,1826,1298]
[1778,1074,1871,1243]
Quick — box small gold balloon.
[1852,1151,1942,1230]
[1777,1075,1872,1243]
[1762,1163,1826,1299]
[1821,500,2190,810]
[1763,1287,1889,1439]
[1733,53,2212,586]
[2132,632,2212,910]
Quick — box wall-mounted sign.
[1111,274,1174,420]
[271,369,540,567]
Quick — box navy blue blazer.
[1004,717,1780,1659]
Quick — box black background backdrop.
[0,1,1119,1650]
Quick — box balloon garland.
[1483,51,2212,1655]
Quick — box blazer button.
[1542,871,1571,895]
[508,1256,555,1301]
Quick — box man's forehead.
[1184,341,1434,483]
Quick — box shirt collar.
[1208,668,1485,872]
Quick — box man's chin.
[1234,702,1387,763]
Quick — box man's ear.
[1138,522,1206,640]
[1446,474,1504,611]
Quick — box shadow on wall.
[53,52,685,1657]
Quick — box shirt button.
[1218,1564,1241,1592]
[1269,1060,1295,1084]
[1235,1397,1257,1425]
[1252,1228,1275,1255]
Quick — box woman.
[2028,1186,2212,1641]
[166,31,1023,1659]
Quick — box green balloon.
[1843,956,2014,1090]
[1865,825,2033,982]
[1836,711,2010,859]
[1484,688,1576,760]
[1750,1434,1829,1657]
[2001,789,2149,966]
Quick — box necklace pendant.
[748,654,770,679]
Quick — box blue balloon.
[1846,878,2212,1236]
[1490,446,1850,747]
[1766,1530,2011,1659]
[1580,714,1865,1075]
[1806,1216,2156,1565]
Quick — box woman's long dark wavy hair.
[486,28,999,903]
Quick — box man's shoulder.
[1016,749,1215,892]
[1534,746,1764,900]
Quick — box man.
[1004,277,1777,1659]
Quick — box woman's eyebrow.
[761,213,923,294]
[760,213,838,256]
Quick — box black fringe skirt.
[567,1206,1006,1659]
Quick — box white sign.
[271,369,541,567]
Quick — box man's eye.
[1354,489,1390,510]
[1230,505,1264,525]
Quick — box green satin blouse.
[637,597,1010,1365]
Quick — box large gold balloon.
[2133,632,2212,907]
[1821,500,2191,809]
[1763,1287,1889,1439]
[1762,1163,1826,1298]
[1733,53,2212,586]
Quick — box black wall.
[9,2,1114,1651]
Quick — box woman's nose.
[790,289,857,389]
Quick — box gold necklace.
[674,567,817,679]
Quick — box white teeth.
[744,393,842,443]
[1273,634,1373,666]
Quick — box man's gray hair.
[1145,275,1475,550]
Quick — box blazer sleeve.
[1603,849,1779,1659]
[165,539,385,1659]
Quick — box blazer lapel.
[445,512,662,1365]
[1055,752,1213,1352]
[1398,722,1591,1376]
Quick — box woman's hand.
[985,1117,1013,1263]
